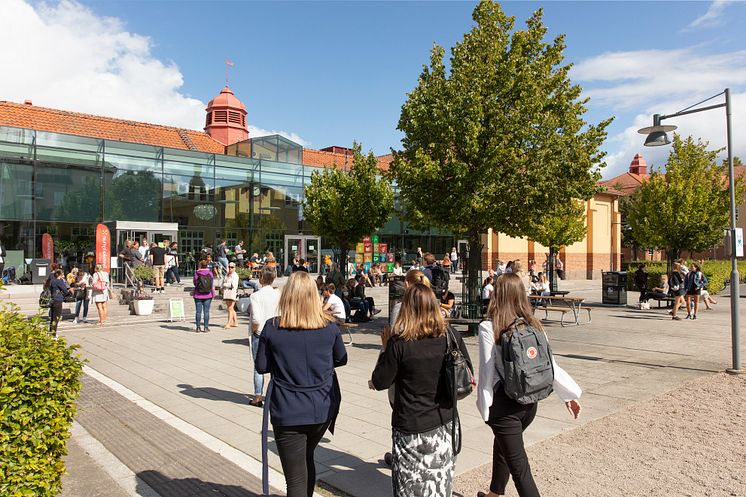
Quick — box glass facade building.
[0,125,455,272]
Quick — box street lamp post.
[638,88,741,374]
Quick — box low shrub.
[623,260,746,294]
[134,265,154,283]
[0,298,84,497]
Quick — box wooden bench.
[338,322,359,346]
[540,306,592,327]
[648,296,675,309]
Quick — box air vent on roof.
[214,110,227,123]
[205,112,212,126]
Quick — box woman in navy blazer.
[256,271,348,497]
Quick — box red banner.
[96,224,111,273]
[42,233,54,262]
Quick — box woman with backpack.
[193,260,215,332]
[476,273,581,497]
[91,264,110,327]
[370,283,472,497]
[684,263,706,320]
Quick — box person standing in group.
[130,241,144,267]
[555,256,565,280]
[476,273,582,497]
[193,260,215,332]
[91,263,110,327]
[149,242,167,294]
[249,267,280,407]
[450,246,458,274]
[216,239,229,270]
[482,276,494,308]
[49,269,71,337]
[235,240,246,267]
[165,241,181,286]
[222,262,240,329]
[139,239,149,261]
[669,262,686,321]
[255,271,348,497]
[370,282,472,497]
[684,262,706,320]
[0,238,6,278]
[634,264,648,303]
[72,269,92,324]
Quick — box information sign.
[736,228,744,257]
[169,299,186,322]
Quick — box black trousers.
[50,301,63,335]
[487,396,540,497]
[274,421,330,497]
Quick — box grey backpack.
[498,317,554,404]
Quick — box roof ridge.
[0,100,208,136]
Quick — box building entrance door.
[283,235,322,274]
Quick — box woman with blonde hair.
[370,283,472,497]
[476,273,581,497]
[256,271,347,497]
[91,263,110,327]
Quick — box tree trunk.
[336,240,349,280]
[466,231,483,319]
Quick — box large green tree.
[390,0,611,302]
[529,200,587,290]
[303,144,394,276]
[626,134,743,265]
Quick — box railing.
[123,263,141,289]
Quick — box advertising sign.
[42,233,54,262]
[355,254,363,264]
[371,235,379,243]
[364,262,372,272]
[364,253,372,263]
[373,243,379,253]
[736,228,744,257]
[387,252,395,262]
[379,243,388,254]
[356,243,364,254]
[387,262,395,272]
[362,236,370,243]
[96,224,111,273]
[364,243,372,253]
[372,253,379,263]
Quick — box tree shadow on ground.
[176,383,255,405]
[136,470,283,497]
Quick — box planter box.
[133,299,155,316]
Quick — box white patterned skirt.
[392,422,455,497]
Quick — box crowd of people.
[634,259,716,319]
[45,262,112,336]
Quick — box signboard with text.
[96,224,111,273]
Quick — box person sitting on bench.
[643,274,669,302]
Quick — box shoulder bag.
[445,326,475,455]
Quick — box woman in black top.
[669,262,686,320]
[370,283,472,497]
[49,269,71,338]
[256,271,347,497]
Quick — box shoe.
[693,314,697,320]
[195,327,202,333]
[165,283,170,286]
[384,452,393,467]
[672,316,681,321]
[82,318,88,323]
[477,492,487,497]
[685,314,691,319]
[667,310,672,315]
[203,327,210,332]
[72,318,78,324]
[372,308,382,315]
[249,396,264,408]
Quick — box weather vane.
[224,59,234,87]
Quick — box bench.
[648,296,675,309]
[540,306,592,327]
[338,322,359,346]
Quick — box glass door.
[284,236,303,274]
[283,235,322,274]
[304,237,321,274]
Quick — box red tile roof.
[599,172,648,195]
[0,101,225,154]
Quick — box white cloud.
[573,46,746,179]
[0,0,307,146]
[687,0,732,29]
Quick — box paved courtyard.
[4,277,743,496]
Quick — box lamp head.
[637,114,677,147]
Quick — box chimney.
[629,153,647,176]
[24,99,33,106]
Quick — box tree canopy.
[390,0,611,299]
[303,144,394,269]
[530,200,587,252]
[626,134,743,260]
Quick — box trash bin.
[602,271,627,305]
[389,275,406,320]
[30,259,51,285]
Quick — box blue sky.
[2,1,745,178]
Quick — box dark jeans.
[194,298,212,328]
[165,266,181,284]
[74,298,89,319]
[364,297,375,316]
[638,287,647,302]
[487,398,540,497]
[274,421,330,497]
[50,301,63,335]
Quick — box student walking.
[370,282,472,497]
[669,263,686,321]
[192,260,215,332]
[255,271,348,497]
[91,264,110,327]
[249,267,280,408]
[476,273,581,497]
[222,262,239,329]
[49,269,71,337]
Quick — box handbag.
[93,272,106,292]
[39,288,52,308]
[444,326,475,455]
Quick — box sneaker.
[72,318,78,324]
[372,308,382,315]
[685,314,691,320]
[672,316,681,321]
[82,318,88,323]
[203,327,210,332]
[384,452,393,467]
[194,326,202,333]
[692,314,697,320]
[165,283,171,286]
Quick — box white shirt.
[482,283,493,300]
[393,266,404,276]
[138,245,148,258]
[476,321,582,422]
[451,250,457,261]
[249,285,280,335]
[324,293,346,320]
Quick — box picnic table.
[528,295,591,327]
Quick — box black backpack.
[196,274,212,293]
[430,267,450,296]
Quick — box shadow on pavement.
[136,470,283,497]
[223,337,250,346]
[176,383,252,405]
[314,441,394,497]
[159,324,195,332]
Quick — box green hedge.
[133,265,154,283]
[0,300,84,497]
[622,260,746,294]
